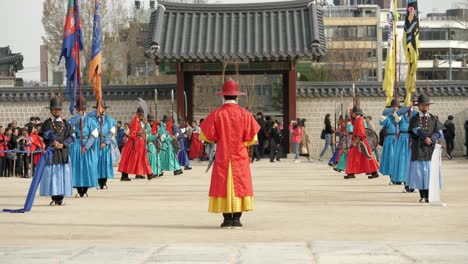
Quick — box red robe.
[118,114,152,175]
[345,116,379,174]
[188,132,203,160]
[200,103,260,197]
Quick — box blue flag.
[58,0,83,114]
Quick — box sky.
[0,0,463,82]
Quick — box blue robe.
[39,117,74,197]
[91,111,117,179]
[379,114,398,177]
[174,126,190,167]
[69,113,99,188]
[391,109,418,184]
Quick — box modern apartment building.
[323,5,383,81]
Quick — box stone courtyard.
[0,158,467,263]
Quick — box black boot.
[232,212,243,229]
[418,190,425,203]
[102,178,108,189]
[76,187,85,197]
[174,169,183,175]
[423,190,429,203]
[98,178,104,189]
[120,173,131,181]
[82,187,89,196]
[50,195,64,206]
[221,213,233,229]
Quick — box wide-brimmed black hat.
[352,106,363,115]
[162,115,169,122]
[92,100,110,109]
[390,99,401,107]
[137,106,144,115]
[147,112,155,121]
[48,97,62,110]
[417,94,433,105]
[74,97,88,109]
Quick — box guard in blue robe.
[407,94,444,203]
[90,101,117,189]
[69,98,100,197]
[393,105,418,190]
[379,100,399,180]
[39,98,74,206]
[173,121,192,170]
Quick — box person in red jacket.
[200,80,260,229]
[29,124,45,174]
[0,126,7,177]
[345,106,379,179]
[118,106,155,181]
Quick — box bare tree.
[42,0,129,85]
[324,40,371,81]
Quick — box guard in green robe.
[146,113,162,177]
[158,115,183,175]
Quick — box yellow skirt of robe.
[200,130,255,213]
[208,161,254,213]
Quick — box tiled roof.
[146,0,326,62]
[296,81,468,97]
[0,84,176,102]
[0,46,24,71]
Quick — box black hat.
[137,106,144,115]
[162,115,169,122]
[92,100,110,109]
[48,97,62,110]
[147,112,155,121]
[75,97,88,109]
[352,106,363,115]
[390,99,401,107]
[417,94,433,105]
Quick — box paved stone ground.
[0,157,467,263]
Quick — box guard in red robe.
[118,107,154,181]
[345,106,380,179]
[200,80,260,229]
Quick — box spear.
[154,89,158,121]
[183,90,188,121]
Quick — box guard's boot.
[232,212,243,229]
[220,213,233,229]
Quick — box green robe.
[145,124,162,175]
[158,123,181,172]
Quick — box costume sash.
[429,144,445,205]
[3,148,54,213]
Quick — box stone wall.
[1,82,467,159]
[297,96,468,159]
[0,99,174,127]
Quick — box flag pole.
[75,0,84,149]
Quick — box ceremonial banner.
[89,0,103,115]
[403,0,420,106]
[58,0,83,114]
[382,0,399,107]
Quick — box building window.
[367,25,376,38]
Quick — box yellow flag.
[402,0,420,106]
[382,0,399,107]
